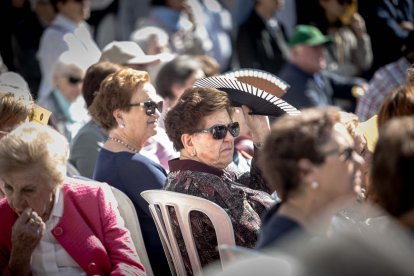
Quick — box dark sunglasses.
[67,75,83,85]
[195,122,240,140]
[129,100,163,116]
[324,146,354,161]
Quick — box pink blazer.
[0,178,146,275]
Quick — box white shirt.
[37,14,101,100]
[31,187,86,276]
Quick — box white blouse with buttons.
[31,188,86,276]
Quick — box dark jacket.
[236,9,288,75]
[279,63,362,111]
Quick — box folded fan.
[194,75,300,117]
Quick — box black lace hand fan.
[194,69,300,117]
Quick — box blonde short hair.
[0,122,69,185]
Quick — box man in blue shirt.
[280,25,365,111]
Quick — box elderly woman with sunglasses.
[256,107,364,249]
[0,122,145,275]
[89,68,170,275]
[164,87,274,272]
[38,50,90,142]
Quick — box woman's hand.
[350,13,367,37]
[241,105,270,145]
[8,208,45,275]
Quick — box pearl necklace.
[108,137,139,153]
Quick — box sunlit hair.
[0,93,34,130]
[88,68,150,131]
[377,86,414,129]
[371,116,414,218]
[259,107,340,200]
[0,122,69,186]
[165,87,233,151]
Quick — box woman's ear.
[181,133,193,149]
[298,158,316,186]
[112,109,124,126]
[181,133,197,156]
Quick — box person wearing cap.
[37,0,100,101]
[356,31,414,122]
[279,24,365,111]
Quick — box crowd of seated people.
[1,0,414,275]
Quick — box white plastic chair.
[111,187,154,276]
[140,190,236,276]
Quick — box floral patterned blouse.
[164,158,274,274]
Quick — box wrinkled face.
[314,123,364,202]
[58,0,90,22]
[1,164,55,221]
[191,109,235,170]
[121,82,161,146]
[55,65,84,102]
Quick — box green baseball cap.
[288,25,332,48]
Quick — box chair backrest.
[140,190,236,276]
[111,187,154,276]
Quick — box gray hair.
[0,122,69,186]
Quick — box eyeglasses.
[67,75,83,85]
[323,146,354,161]
[128,100,163,116]
[195,122,240,140]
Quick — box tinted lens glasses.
[129,101,163,116]
[67,75,83,85]
[196,122,240,140]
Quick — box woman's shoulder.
[63,177,107,198]
[166,169,236,198]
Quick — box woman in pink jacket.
[0,122,146,275]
